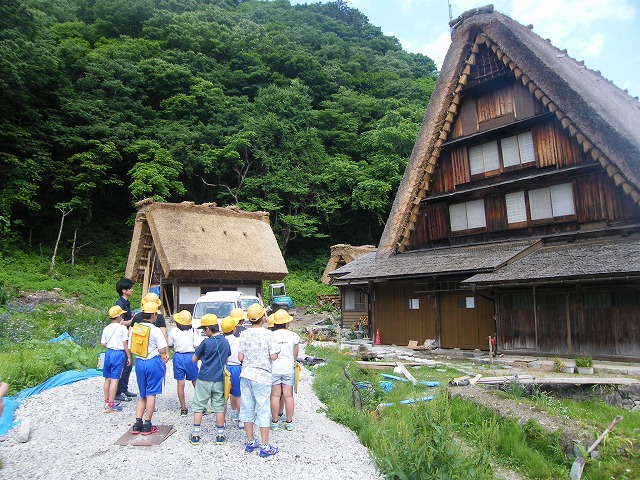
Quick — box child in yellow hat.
[168,310,198,416]
[101,306,132,413]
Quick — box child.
[168,310,198,416]
[229,307,247,337]
[270,309,300,431]
[101,306,131,413]
[238,304,280,458]
[220,316,242,428]
[189,314,230,446]
[130,301,168,435]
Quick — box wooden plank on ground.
[476,376,639,386]
[396,362,418,385]
[469,374,482,385]
[355,361,425,370]
[407,340,418,348]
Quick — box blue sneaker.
[104,403,123,413]
[259,444,279,458]
[189,432,200,445]
[245,439,259,453]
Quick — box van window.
[193,301,237,319]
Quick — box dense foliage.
[0,0,437,257]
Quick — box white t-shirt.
[225,333,241,365]
[271,329,300,375]
[129,322,167,359]
[168,327,197,353]
[101,322,129,350]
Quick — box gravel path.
[1,348,383,480]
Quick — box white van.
[192,291,243,332]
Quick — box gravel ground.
[1,347,383,480]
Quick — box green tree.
[127,140,186,202]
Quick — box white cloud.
[581,32,604,58]
[406,32,452,69]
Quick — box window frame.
[449,198,487,233]
[468,130,536,180]
[504,182,576,228]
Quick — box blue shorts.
[173,352,198,381]
[239,377,271,428]
[135,356,166,398]
[103,349,125,380]
[227,364,241,397]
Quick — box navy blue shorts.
[135,356,166,398]
[103,349,125,380]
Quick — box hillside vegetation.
[1,0,437,257]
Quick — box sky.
[289,0,640,98]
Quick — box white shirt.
[225,333,241,365]
[271,329,300,375]
[168,327,197,353]
[101,322,129,350]
[129,322,167,359]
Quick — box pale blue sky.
[290,0,640,98]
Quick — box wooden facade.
[497,287,640,358]
[330,9,640,357]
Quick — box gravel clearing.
[1,347,383,480]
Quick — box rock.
[17,418,30,443]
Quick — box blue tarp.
[0,369,102,436]
[48,332,75,343]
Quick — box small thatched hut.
[124,200,288,314]
[321,244,376,284]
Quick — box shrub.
[575,356,593,368]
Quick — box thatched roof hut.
[377,5,640,258]
[125,200,288,286]
[321,244,376,284]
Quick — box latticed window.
[467,44,510,88]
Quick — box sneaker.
[104,403,123,413]
[132,420,143,434]
[180,408,188,417]
[230,410,239,421]
[278,412,285,422]
[189,433,200,445]
[284,421,294,431]
[124,390,137,398]
[238,420,244,430]
[114,393,129,402]
[259,444,279,458]
[270,421,279,431]
[245,439,259,453]
[216,434,225,445]
[141,423,158,436]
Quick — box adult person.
[115,278,137,402]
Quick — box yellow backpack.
[130,323,151,358]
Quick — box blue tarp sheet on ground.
[0,369,101,436]
[48,332,75,343]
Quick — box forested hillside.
[0,0,437,259]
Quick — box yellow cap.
[273,309,293,325]
[221,316,238,334]
[141,301,159,314]
[247,303,266,321]
[173,310,192,326]
[199,314,218,328]
[230,307,247,320]
[108,305,127,319]
[267,313,275,328]
[141,292,162,307]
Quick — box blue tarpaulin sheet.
[0,369,101,436]
[48,332,75,343]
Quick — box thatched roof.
[125,201,288,281]
[378,5,640,258]
[321,244,376,284]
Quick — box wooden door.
[440,292,494,349]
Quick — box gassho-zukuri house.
[329,6,640,360]
[125,199,288,314]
